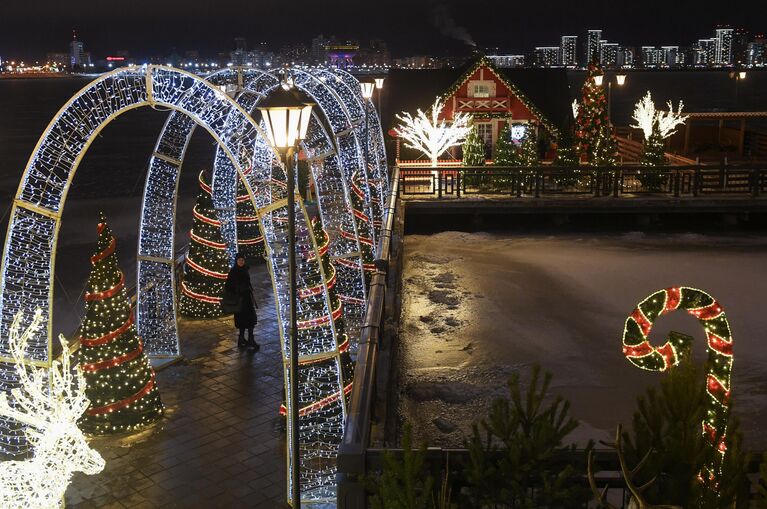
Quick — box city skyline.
[0,0,764,61]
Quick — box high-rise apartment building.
[533,47,559,67]
[487,55,525,68]
[69,32,90,69]
[560,36,577,66]
[747,36,765,66]
[696,38,717,65]
[715,27,734,65]
[586,30,602,63]
[661,46,682,67]
[601,42,619,66]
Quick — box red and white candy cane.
[622,286,733,493]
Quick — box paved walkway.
[66,263,287,508]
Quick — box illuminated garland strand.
[622,286,733,496]
[81,342,144,372]
[80,311,134,347]
[280,383,353,417]
[85,374,156,416]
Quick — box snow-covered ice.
[398,231,767,449]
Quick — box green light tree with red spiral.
[179,170,230,318]
[78,213,163,434]
[346,171,376,288]
[235,177,265,261]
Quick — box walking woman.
[224,253,259,350]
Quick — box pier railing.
[338,166,400,507]
[398,164,767,199]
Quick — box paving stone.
[66,264,285,507]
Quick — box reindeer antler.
[587,448,618,509]
[612,425,682,509]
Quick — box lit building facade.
[586,30,602,63]
[533,47,559,67]
[715,28,734,65]
[560,36,577,66]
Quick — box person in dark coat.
[225,253,259,350]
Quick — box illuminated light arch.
[0,65,349,505]
[141,67,384,357]
[321,68,390,232]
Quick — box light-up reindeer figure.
[0,309,105,508]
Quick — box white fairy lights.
[0,309,105,507]
[630,91,689,141]
[0,64,389,505]
[395,97,473,166]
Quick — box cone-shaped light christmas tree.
[78,213,163,434]
[179,170,230,318]
[346,171,376,288]
[235,176,265,261]
[462,125,486,166]
[494,123,519,166]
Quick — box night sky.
[0,0,764,60]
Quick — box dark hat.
[235,252,247,260]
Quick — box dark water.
[0,77,217,334]
[567,69,767,128]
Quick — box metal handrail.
[399,164,767,199]
[338,166,400,482]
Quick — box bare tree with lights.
[631,92,689,190]
[395,98,472,166]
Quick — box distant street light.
[595,73,628,129]
[593,73,604,87]
[374,77,385,116]
[361,82,375,187]
[257,82,314,509]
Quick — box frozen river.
[398,231,767,450]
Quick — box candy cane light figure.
[0,309,105,508]
[622,286,733,499]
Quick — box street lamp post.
[257,83,314,509]
[361,82,375,181]
[597,72,627,132]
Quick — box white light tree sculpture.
[395,97,472,166]
[630,91,689,141]
[571,99,579,120]
[0,309,105,508]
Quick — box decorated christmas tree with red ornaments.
[78,213,163,434]
[575,60,610,164]
[179,170,230,318]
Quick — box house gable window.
[468,80,496,98]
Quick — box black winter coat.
[225,265,257,329]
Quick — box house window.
[468,80,495,98]
[476,123,493,152]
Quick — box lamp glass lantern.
[257,87,314,151]
[593,74,604,87]
[616,73,627,86]
[360,82,375,100]
[374,77,385,89]
[738,71,747,80]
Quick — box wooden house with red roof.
[384,57,571,162]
